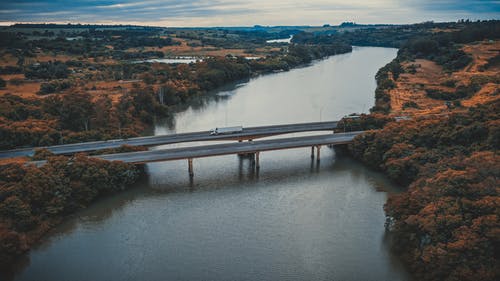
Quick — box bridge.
[31,131,363,176]
[0,121,339,159]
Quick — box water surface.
[137,57,201,64]
[13,47,411,281]
[266,35,293,43]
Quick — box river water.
[12,47,412,281]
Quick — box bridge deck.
[0,121,339,158]
[93,131,361,164]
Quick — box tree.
[350,100,500,281]
[92,95,113,129]
[0,156,140,265]
[141,73,155,85]
[409,38,439,55]
[60,93,94,131]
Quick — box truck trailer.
[210,126,243,135]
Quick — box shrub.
[38,80,72,95]
[9,78,24,86]
[440,79,456,88]
[402,101,419,109]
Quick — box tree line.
[0,42,353,150]
[333,20,500,280]
[348,101,499,281]
[0,155,140,267]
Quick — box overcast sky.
[0,0,498,27]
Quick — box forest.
[0,154,140,266]
[0,21,498,278]
[346,20,499,281]
[0,39,351,149]
[349,102,499,281]
[0,23,354,267]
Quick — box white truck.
[210,126,243,135]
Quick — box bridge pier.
[71,132,362,175]
[188,158,194,177]
[316,145,321,162]
[238,139,252,157]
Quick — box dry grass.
[389,40,500,116]
[127,38,277,58]
[79,80,141,103]
[35,53,73,63]
[0,157,29,165]
[0,53,19,67]
[430,28,461,33]
[391,59,449,115]
[462,83,499,107]
[1,74,24,80]
[461,41,500,72]
[0,79,41,98]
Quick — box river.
[12,47,412,281]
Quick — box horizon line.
[1,18,497,28]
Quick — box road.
[1,121,339,158]
[93,131,361,164]
[30,131,361,167]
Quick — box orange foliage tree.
[0,155,140,265]
[350,99,499,280]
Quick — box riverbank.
[0,43,351,152]
[348,22,499,281]
[0,155,141,269]
[4,21,499,280]
[0,43,353,269]
[5,47,409,281]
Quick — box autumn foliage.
[385,151,499,281]
[350,21,500,279]
[350,100,499,280]
[0,155,140,266]
[0,92,145,149]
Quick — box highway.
[0,121,339,158]
[93,131,361,164]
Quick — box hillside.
[348,21,499,281]
[390,40,499,115]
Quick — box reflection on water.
[12,47,412,281]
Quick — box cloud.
[408,0,500,13]
[95,3,142,9]
[0,0,498,26]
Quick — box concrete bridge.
[0,121,340,159]
[31,131,363,176]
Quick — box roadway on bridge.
[93,131,362,164]
[0,121,339,158]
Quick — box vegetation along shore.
[0,20,499,281]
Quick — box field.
[389,40,499,116]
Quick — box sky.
[0,0,499,27]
